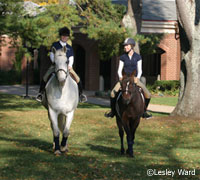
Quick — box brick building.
[0,35,16,71]
[140,0,180,82]
[0,0,180,90]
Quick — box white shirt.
[49,40,74,68]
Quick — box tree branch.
[74,1,90,23]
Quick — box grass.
[151,96,178,106]
[0,94,199,180]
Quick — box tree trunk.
[172,0,200,119]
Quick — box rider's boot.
[104,97,116,118]
[36,80,46,102]
[142,98,152,119]
[77,81,87,103]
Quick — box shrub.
[147,80,180,96]
[0,70,21,85]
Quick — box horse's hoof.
[121,149,125,155]
[60,145,69,153]
[126,149,134,157]
[54,150,62,156]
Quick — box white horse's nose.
[57,70,66,83]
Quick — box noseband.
[56,69,69,78]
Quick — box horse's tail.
[58,114,66,133]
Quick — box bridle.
[56,68,69,77]
[121,78,136,104]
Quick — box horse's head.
[52,47,69,84]
[121,71,137,105]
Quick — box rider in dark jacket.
[36,27,87,103]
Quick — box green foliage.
[0,0,24,47]
[147,80,180,96]
[77,0,127,60]
[40,4,81,48]
[1,0,163,63]
[136,34,164,55]
[0,70,21,84]
[13,46,26,72]
[0,0,23,34]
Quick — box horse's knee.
[53,130,60,137]
[63,129,70,137]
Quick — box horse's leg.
[122,114,134,157]
[132,118,140,144]
[125,131,134,157]
[116,117,125,154]
[60,111,74,152]
[131,118,140,156]
[48,108,61,155]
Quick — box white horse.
[42,46,79,155]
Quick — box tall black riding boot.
[142,98,152,119]
[104,97,116,118]
[36,80,46,102]
[77,81,87,103]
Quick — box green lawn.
[0,94,199,180]
[151,96,178,106]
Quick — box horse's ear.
[63,46,67,53]
[52,47,56,54]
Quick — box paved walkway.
[0,85,175,114]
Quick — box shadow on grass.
[0,94,43,111]
[0,94,107,111]
[149,110,170,116]
[78,102,107,109]
[1,128,199,180]
[1,94,199,180]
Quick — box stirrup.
[79,94,87,103]
[104,111,115,118]
[36,93,43,102]
[142,111,152,119]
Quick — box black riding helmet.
[59,27,70,36]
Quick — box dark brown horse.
[115,72,145,157]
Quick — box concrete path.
[0,85,175,114]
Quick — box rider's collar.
[59,40,67,47]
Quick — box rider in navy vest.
[105,38,152,119]
[36,27,87,103]
[120,52,141,76]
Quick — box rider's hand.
[68,66,72,70]
[134,77,138,83]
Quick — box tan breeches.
[69,68,80,83]
[111,79,151,99]
[43,65,80,83]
